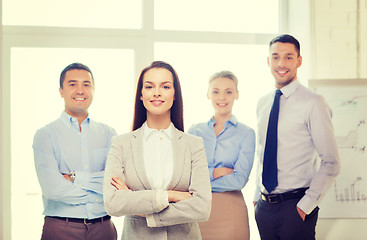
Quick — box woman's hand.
[213,167,234,179]
[111,176,130,190]
[167,190,192,203]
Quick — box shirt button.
[96,199,99,202]
[84,165,88,169]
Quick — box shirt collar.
[278,78,300,99]
[143,121,173,141]
[208,115,238,127]
[61,111,91,127]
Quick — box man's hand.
[213,167,234,179]
[167,190,192,203]
[111,176,130,190]
[297,206,306,221]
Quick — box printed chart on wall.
[309,79,367,218]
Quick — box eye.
[213,91,218,94]
[70,83,76,87]
[226,91,233,94]
[163,85,171,89]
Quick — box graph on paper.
[310,79,367,218]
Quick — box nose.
[153,87,161,97]
[76,84,84,94]
[278,58,286,68]
[219,92,226,100]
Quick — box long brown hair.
[132,61,184,131]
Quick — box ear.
[140,95,143,101]
[59,87,64,98]
[267,56,270,67]
[207,91,210,100]
[297,55,303,68]
[235,90,239,100]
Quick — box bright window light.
[155,0,279,33]
[3,0,142,29]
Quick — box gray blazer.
[103,126,212,240]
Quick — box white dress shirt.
[255,79,340,214]
[143,122,174,190]
[143,122,173,226]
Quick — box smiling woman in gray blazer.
[103,61,212,240]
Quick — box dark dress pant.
[255,198,319,240]
[41,216,117,240]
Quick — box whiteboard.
[309,79,367,218]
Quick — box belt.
[261,188,308,204]
[49,215,111,225]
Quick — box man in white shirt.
[254,34,340,240]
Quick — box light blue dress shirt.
[33,111,116,219]
[188,115,255,193]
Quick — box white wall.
[288,0,367,239]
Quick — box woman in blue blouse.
[188,71,255,240]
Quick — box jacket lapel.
[131,127,152,190]
[167,127,185,189]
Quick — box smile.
[276,69,289,76]
[217,103,228,107]
[74,97,86,101]
[151,100,164,106]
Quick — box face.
[140,68,175,118]
[59,69,94,118]
[207,77,238,116]
[268,42,302,89]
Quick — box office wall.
[295,0,367,239]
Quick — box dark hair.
[269,34,300,56]
[59,62,94,89]
[132,61,184,132]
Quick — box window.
[155,0,278,33]
[3,0,142,29]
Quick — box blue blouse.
[188,116,255,193]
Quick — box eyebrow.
[272,53,295,56]
[67,80,92,84]
[143,81,173,85]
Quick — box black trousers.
[255,197,319,240]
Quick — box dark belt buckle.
[83,219,92,225]
[267,194,280,203]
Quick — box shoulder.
[187,122,209,136]
[296,85,329,107]
[111,131,134,145]
[236,122,255,135]
[90,120,117,135]
[257,91,273,105]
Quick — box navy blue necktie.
[262,89,282,193]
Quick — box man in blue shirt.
[33,63,117,240]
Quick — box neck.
[146,112,171,130]
[65,110,88,129]
[213,112,232,125]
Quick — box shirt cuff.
[297,193,319,214]
[73,171,90,189]
[146,191,169,227]
[209,168,215,181]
